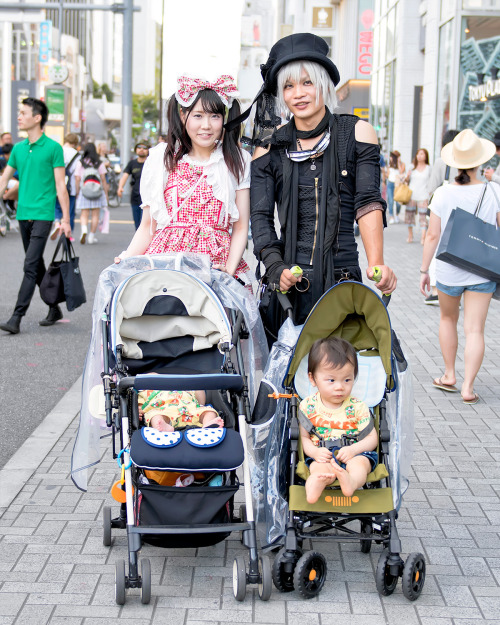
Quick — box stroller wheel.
[375,551,399,596]
[103,506,112,547]
[360,520,372,553]
[272,548,296,592]
[402,553,426,601]
[258,555,272,601]
[141,558,152,604]
[293,551,327,599]
[233,556,247,601]
[115,559,126,605]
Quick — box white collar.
[181,144,224,167]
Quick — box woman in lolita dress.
[115,75,251,285]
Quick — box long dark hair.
[412,148,430,168]
[455,169,471,185]
[164,89,244,182]
[81,143,101,168]
[389,151,399,169]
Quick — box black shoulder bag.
[40,235,87,311]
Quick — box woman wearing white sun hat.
[420,129,500,405]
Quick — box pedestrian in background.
[51,133,80,238]
[0,143,18,204]
[484,131,500,184]
[423,129,460,305]
[0,132,13,155]
[405,148,431,244]
[420,129,500,405]
[386,150,404,224]
[0,98,71,335]
[75,142,109,245]
[117,142,150,229]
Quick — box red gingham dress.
[145,160,250,281]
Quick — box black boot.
[0,315,21,334]
[39,305,63,327]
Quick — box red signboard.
[357,1,374,78]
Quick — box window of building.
[12,24,37,82]
[458,15,500,141]
[434,18,454,158]
[386,7,396,59]
[462,0,500,9]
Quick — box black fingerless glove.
[260,248,288,289]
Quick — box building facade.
[276,0,375,117]
[371,0,500,166]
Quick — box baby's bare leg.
[200,410,224,428]
[305,461,337,504]
[329,456,371,497]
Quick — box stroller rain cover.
[71,253,268,492]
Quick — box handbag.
[40,235,87,311]
[99,206,110,234]
[436,182,500,282]
[393,183,412,204]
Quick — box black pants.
[14,220,53,316]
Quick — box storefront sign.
[11,81,36,143]
[353,107,369,119]
[356,0,374,78]
[469,78,500,102]
[312,7,333,29]
[46,87,65,122]
[39,20,52,63]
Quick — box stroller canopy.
[285,281,393,388]
[110,269,232,361]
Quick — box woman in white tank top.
[405,148,431,243]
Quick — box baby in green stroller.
[299,336,378,503]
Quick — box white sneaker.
[389,218,395,225]
[88,232,97,245]
[50,222,60,240]
[80,227,87,244]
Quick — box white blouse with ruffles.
[139,143,251,230]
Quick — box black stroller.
[76,260,272,604]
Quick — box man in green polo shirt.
[0,97,72,334]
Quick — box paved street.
[1,222,500,624]
[0,204,137,468]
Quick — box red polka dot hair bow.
[175,75,240,108]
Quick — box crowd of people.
[0,33,499,410]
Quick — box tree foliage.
[132,92,159,126]
[92,80,114,102]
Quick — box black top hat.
[261,33,340,95]
[493,131,500,149]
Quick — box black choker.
[295,108,331,140]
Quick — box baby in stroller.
[138,387,225,487]
[300,337,378,503]
[139,388,224,431]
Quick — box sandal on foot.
[462,393,479,405]
[432,377,458,392]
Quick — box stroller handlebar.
[118,373,245,394]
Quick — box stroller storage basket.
[136,482,238,548]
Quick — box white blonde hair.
[276,61,338,114]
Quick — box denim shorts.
[306,450,378,472]
[436,281,497,297]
